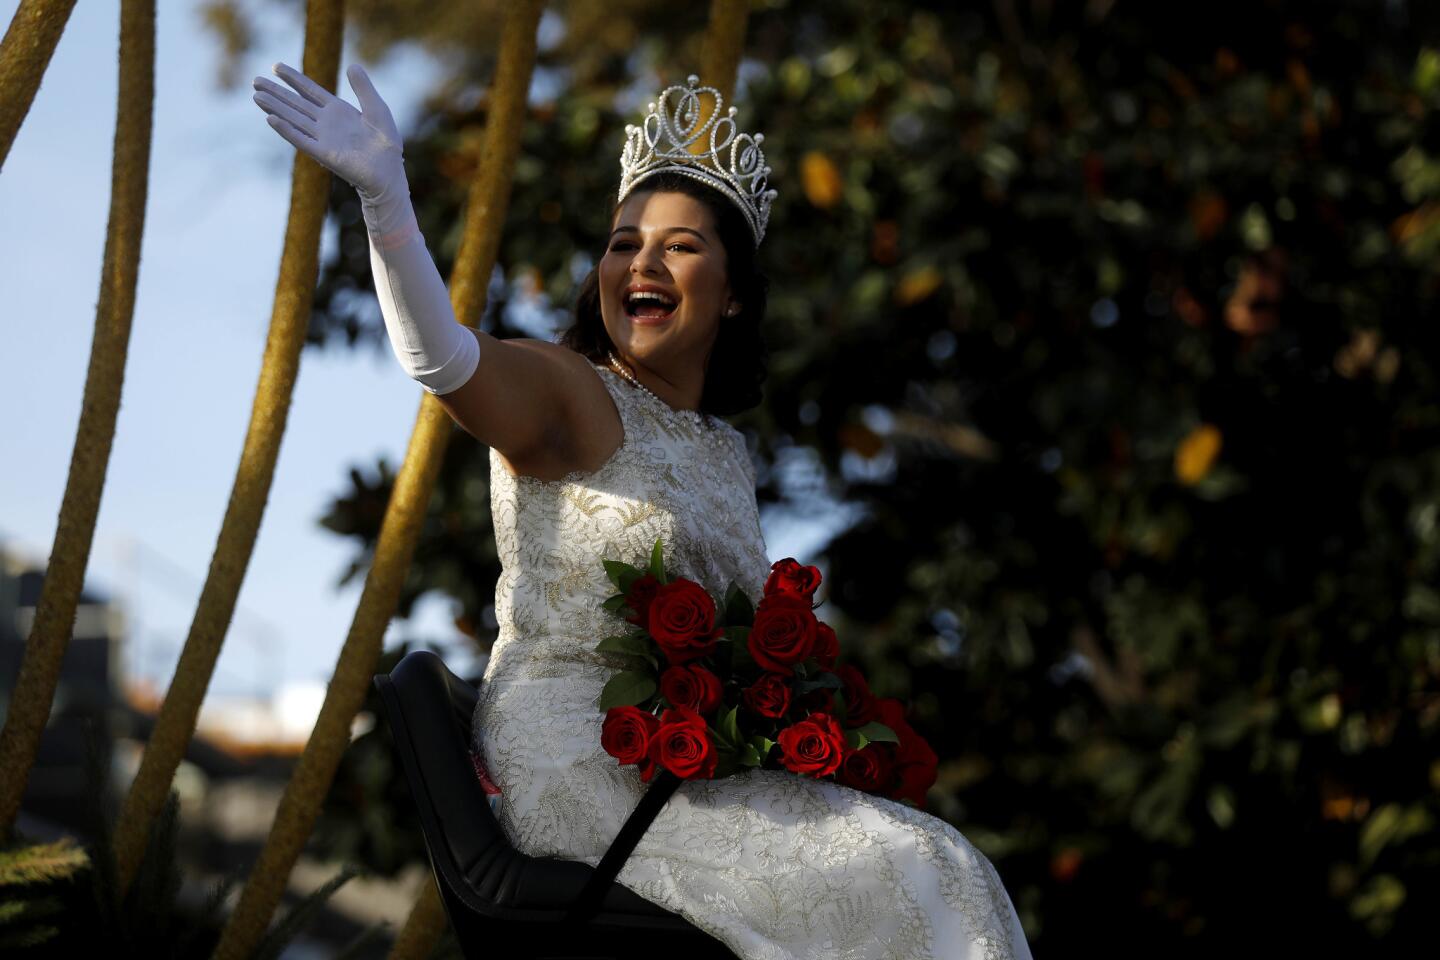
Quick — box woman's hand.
[251,61,405,205]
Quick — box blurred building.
[0,539,420,953]
[0,540,126,834]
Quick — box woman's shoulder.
[509,341,628,411]
[717,420,755,485]
[715,417,744,443]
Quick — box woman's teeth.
[626,291,677,319]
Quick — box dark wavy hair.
[557,170,769,417]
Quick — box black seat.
[373,649,741,960]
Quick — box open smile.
[623,287,680,324]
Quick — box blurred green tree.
[210,0,1440,953]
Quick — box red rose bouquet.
[595,539,940,809]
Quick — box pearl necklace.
[606,350,717,433]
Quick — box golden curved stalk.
[108,0,345,892]
[212,2,546,956]
[0,0,79,171]
[701,0,749,109]
[386,881,446,959]
[0,0,152,842]
[682,0,751,160]
[387,0,751,954]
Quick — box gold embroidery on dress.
[563,486,608,518]
[616,498,659,528]
[541,568,591,611]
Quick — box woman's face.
[599,189,736,374]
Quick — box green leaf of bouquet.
[721,580,738,622]
[740,744,762,766]
[602,557,641,592]
[720,704,741,747]
[596,633,654,658]
[595,633,658,671]
[649,538,666,582]
[748,735,775,760]
[795,672,842,694]
[845,728,870,752]
[598,670,657,711]
[727,629,756,670]
[853,721,899,744]
[723,581,755,626]
[602,594,631,614]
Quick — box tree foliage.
[206,0,1440,952]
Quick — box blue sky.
[1,1,853,700]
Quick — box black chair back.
[373,649,740,959]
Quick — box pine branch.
[0,921,61,950]
[0,839,88,885]
[424,925,464,960]
[249,863,362,960]
[126,790,183,948]
[80,717,123,942]
[0,887,66,950]
[172,867,244,958]
[0,893,62,926]
[333,918,390,959]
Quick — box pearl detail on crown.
[618,75,779,248]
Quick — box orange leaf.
[801,151,844,209]
[1174,424,1222,485]
[895,265,943,306]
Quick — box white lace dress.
[471,361,1034,960]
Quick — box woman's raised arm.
[251,61,572,461]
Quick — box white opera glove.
[251,62,479,395]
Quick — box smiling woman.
[449,172,775,485]
[440,176,774,483]
[252,59,1034,959]
[408,176,773,483]
[598,192,737,408]
[560,169,771,421]
[255,53,769,478]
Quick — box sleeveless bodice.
[470,361,1034,960]
[483,361,769,685]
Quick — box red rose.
[837,742,896,793]
[812,621,838,669]
[748,594,817,675]
[776,712,846,778]
[875,698,938,809]
[835,664,878,727]
[602,705,660,781]
[648,704,719,780]
[659,663,723,714]
[623,573,661,630]
[743,672,792,719]
[892,738,939,809]
[873,698,912,736]
[648,578,722,665]
[764,558,823,602]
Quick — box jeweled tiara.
[618,74,779,248]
